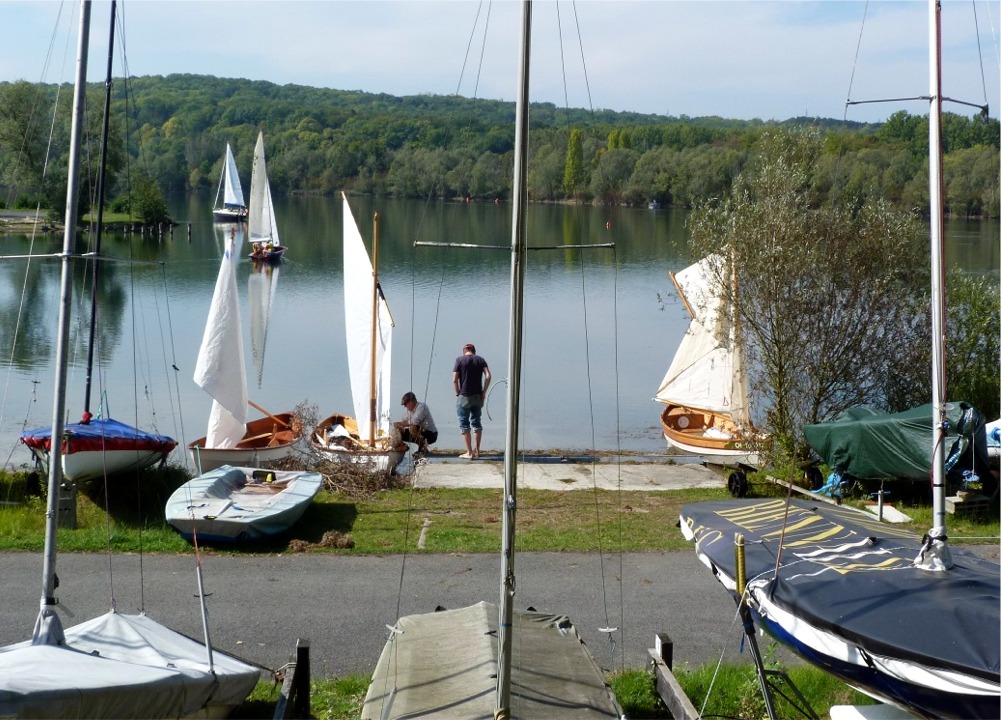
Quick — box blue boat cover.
[20,418,177,455]
[681,498,1000,717]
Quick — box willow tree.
[688,130,927,462]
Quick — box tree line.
[0,73,998,220]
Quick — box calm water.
[1,197,997,470]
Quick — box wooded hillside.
[1,74,997,217]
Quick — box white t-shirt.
[403,401,437,433]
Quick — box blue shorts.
[456,395,482,432]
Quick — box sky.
[1,1,998,125]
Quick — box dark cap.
[401,391,417,405]
[463,343,476,353]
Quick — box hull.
[165,465,322,542]
[212,207,247,223]
[680,499,1001,720]
[188,412,297,472]
[249,245,286,262]
[20,418,177,483]
[0,611,259,719]
[310,413,405,472]
[659,404,766,466]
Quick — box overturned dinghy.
[362,601,622,720]
[166,465,322,542]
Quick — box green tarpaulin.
[803,403,990,482]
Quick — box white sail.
[248,131,280,246]
[655,254,749,425]
[248,263,279,388]
[193,232,248,448]
[342,192,392,439]
[221,143,244,208]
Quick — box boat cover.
[681,499,1001,719]
[19,417,177,454]
[362,601,622,719]
[165,465,323,542]
[803,403,991,482]
[0,610,259,718]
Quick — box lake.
[1,196,997,472]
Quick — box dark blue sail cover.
[20,418,176,455]
[681,499,1000,719]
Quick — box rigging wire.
[843,1,871,121]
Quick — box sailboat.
[0,3,260,715]
[212,142,248,223]
[311,193,405,472]
[679,3,1000,718]
[188,213,298,472]
[246,131,287,262]
[654,253,769,469]
[361,4,622,718]
[18,0,177,484]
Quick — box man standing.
[396,391,438,459]
[452,343,491,459]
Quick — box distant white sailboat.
[212,142,247,223]
[0,3,259,715]
[247,131,287,262]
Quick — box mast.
[496,1,531,715]
[368,212,380,446]
[82,0,116,421]
[919,0,952,570]
[40,0,91,626]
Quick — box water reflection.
[1,196,997,469]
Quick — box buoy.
[605,221,612,230]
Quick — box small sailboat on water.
[212,142,248,223]
[310,192,406,472]
[0,3,259,715]
[247,131,287,262]
[188,218,298,472]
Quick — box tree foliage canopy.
[0,75,997,219]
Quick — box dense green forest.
[1,74,998,218]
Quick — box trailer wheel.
[727,470,748,497]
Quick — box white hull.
[28,447,170,483]
[188,443,293,473]
[663,433,760,466]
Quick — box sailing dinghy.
[247,131,286,262]
[362,5,622,718]
[679,3,1000,718]
[310,193,406,472]
[189,215,298,472]
[0,4,260,715]
[654,253,769,469]
[212,142,247,222]
[165,465,322,542]
[18,0,176,482]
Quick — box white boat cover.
[362,602,622,720]
[193,231,248,449]
[655,254,749,424]
[248,132,280,246]
[220,143,245,209]
[165,465,322,542]
[342,192,393,443]
[0,610,259,718]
